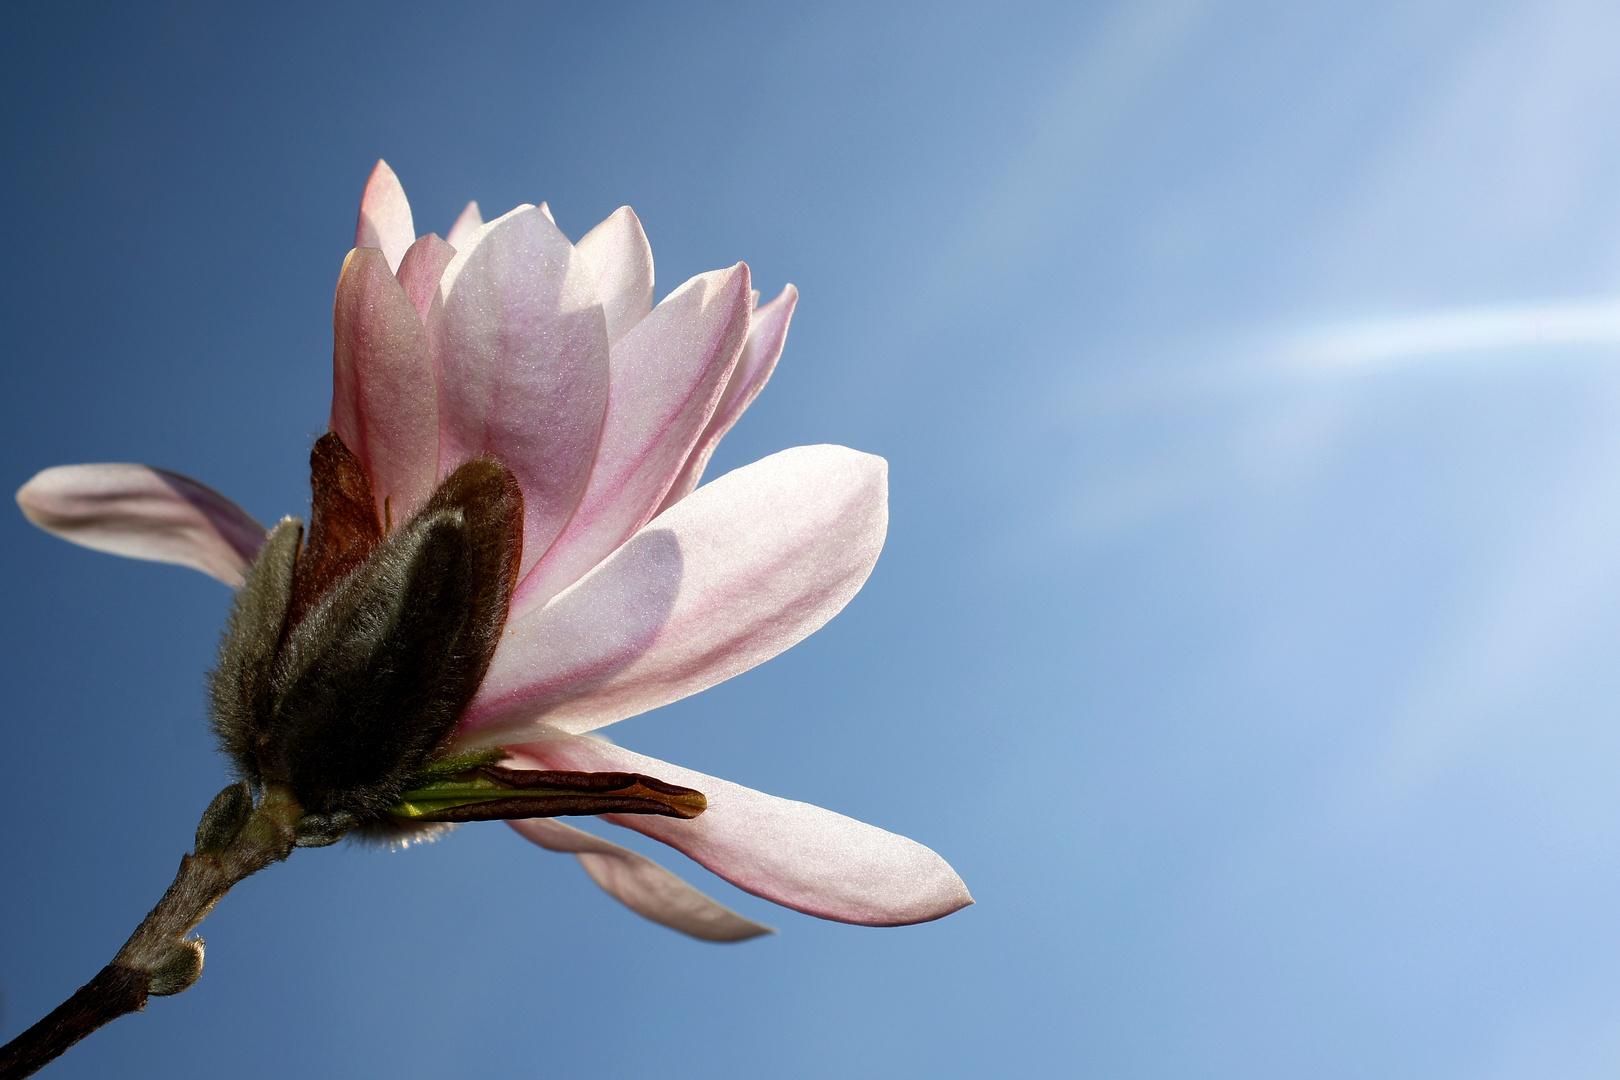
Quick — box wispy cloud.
[1283,297,1620,369]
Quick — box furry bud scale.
[206,435,523,834]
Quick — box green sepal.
[410,748,507,782]
[389,773,559,818]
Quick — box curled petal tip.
[576,206,654,341]
[446,201,484,249]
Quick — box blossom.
[15,161,971,942]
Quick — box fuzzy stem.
[0,786,301,1080]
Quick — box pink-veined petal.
[434,205,611,579]
[445,201,483,249]
[16,465,267,586]
[508,817,774,942]
[462,444,887,741]
[330,248,440,525]
[394,233,455,324]
[510,263,751,614]
[509,740,973,927]
[574,207,654,342]
[659,284,797,513]
[354,160,415,274]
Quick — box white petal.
[434,204,611,580]
[510,740,974,927]
[508,818,773,942]
[354,160,416,274]
[574,207,654,341]
[462,444,887,740]
[509,264,751,615]
[16,465,267,586]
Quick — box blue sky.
[6,1,1620,1076]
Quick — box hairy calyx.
[207,433,706,848]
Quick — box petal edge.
[659,284,797,511]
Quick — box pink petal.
[659,284,797,513]
[508,817,774,942]
[434,205,611,579]
[330,248,440,525]
[509,740,974,927]
[16,465,267,586]
[574,207,654,341]
[445,201,483,249]
[510,263,752,614]
[354,160,416,274]
[394,233,456,324]
[462,444,887,741]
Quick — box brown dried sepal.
[285,432,383,632]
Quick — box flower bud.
[207,434,522,830]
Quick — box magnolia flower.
[16,161,971,943]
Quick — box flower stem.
[0,785,301,1079]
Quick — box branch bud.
[193,781,253,856]
[146,939,204,996]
